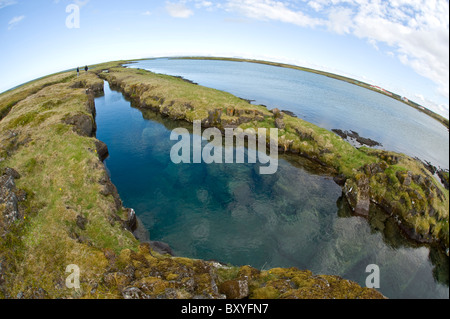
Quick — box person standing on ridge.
[85,65,88,73]
[77,67,79,77]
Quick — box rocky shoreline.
[332,129,382,148]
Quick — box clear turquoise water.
[126,58,449,170]
[95,81,448,299]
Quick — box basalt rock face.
[64,81,103,137]
[344,173,371,217]
[70,79,104,97]
[94,140,109,162]
[0,168,26,236]
[64,114,95,137]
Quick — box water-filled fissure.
[95,79,448,299]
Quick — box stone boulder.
[219,279,249,299]
[94,140,109,162]
[64,114,95,137]
[344,174,371,217]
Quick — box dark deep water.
[95,66,449,299]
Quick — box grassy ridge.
[0,69,138,298]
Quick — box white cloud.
[194,0,213,9]
[166,1,194,18]
[415,93,450,118]
[8,15,25,30]
[142,10,152,16]
[73,0,90,7]
[0,0,16,9]
[327,7,353,34]
[307,1,323,12]
[225,0,324,28]
[348,0,449,101]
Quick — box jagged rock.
[122,287,149,299]
[64,114,95,137]
[95,140,109,162]
[437,170,449,190]
[333,174,347,186]
[149,241,174,256]
[295,129,314,141]
[396,171,412,186]
[364,162,387,176]
[219,279,249,299]
[206,109,222,126]
[0,174,20,229]
[2,168,21,179]
[275,118,286,130]
[271,108,283,119]
[412,174,425,185]
[124,208,137,232]
[99,173,122,210]
[344,174,370,217]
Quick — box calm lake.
[95,59,449,299]
[126,58,449,170]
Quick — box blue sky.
[0,0,449,118]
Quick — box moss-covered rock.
[101,247,385,299]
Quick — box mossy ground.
[100,243,385,299]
